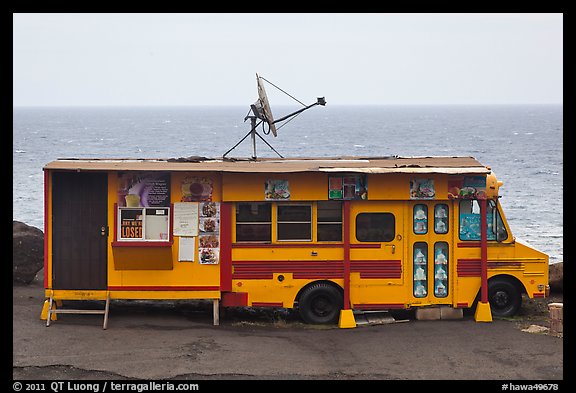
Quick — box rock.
[521,324,549,334]
[549,262,563,293]
[13,221,44,285]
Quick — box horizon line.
[13,103,564,108]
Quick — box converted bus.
[41,155,549,328]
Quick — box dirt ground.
[13,278,563,381]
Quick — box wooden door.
[52,171,108,290]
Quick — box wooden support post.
[213,299,220,326]
[103,293,110,330]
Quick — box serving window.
[117,207,170,241]
[236,203,272,242]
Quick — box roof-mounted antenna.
[223,73,326,159]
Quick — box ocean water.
[13,105,563,263]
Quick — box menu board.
[448,176,487,199]
[198,202,220,264]
[181,177,213,202]
[118,172,170,207]
[173,202,199,237]
[328,175,368,200]
[410,178,435,200]
[265,180,290,200]
[178,236,196,262]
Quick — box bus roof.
[44,156,491,175]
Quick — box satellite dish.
[255,73,277,137]
[222,73,326,159]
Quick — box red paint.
[113,202,118,241]
[457,259,523,277]
[113,202,173,247]
[111,241,173,247]
[43,170,49,288]
[232,260,344,280]
[232,273,274,280]
[480,198,488,303]
[457,242,481,248]
[232,243,343,248]
[292,273,342,279]
[252,302,284,307]
[350,244,382,249]
[343,201,351,310]
[231,243,380,249]
[351,259,402,279]
[353,303,405,310]
[219,202,233,291]
[457,259,482,277]
[108,285,219,291]
[221,292,248,307]
[231,259,402,280]
[457,302,469,308]
[533,293,545,298]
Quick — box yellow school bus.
[41,155,549,328]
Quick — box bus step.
[354,311,398,326]
[46,293,110,329]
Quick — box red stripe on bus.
[252,302,283,307]
[108,286,219,291]
[232,243,382,249]
[457,242,481,248]
[353,303,405,310]
[232,243,343,248]
[350,244,382,249]
[457,259,481,277]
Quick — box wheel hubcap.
[312,296,332,316]
[492,290,510,309]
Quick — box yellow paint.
[474,302,493,322]
[223,172,327,201]
[106,172,220,292]
[40,300,57,321]
[338,309,357,328]
[44,167,548,325]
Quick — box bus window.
[356,213,395,242]
[277,204,312,241]
[434,204,449,234]
[236,203,272,242]
[413,242,428,298]
[433,242,449,298]
[459,200,508,241]
[317,201,342,242]
[413,204,428,235]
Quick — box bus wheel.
[298,283,343,324]
[488,277,522,317]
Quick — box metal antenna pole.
[250,116,257,159]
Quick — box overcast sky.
[13,13,563,106]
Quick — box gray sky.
[13,13,563,106]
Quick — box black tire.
[298,283,343,324]
[488,277,522,317]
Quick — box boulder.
[13,221,44,285]
[548,262,563,293]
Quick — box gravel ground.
[13,277,563,381]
